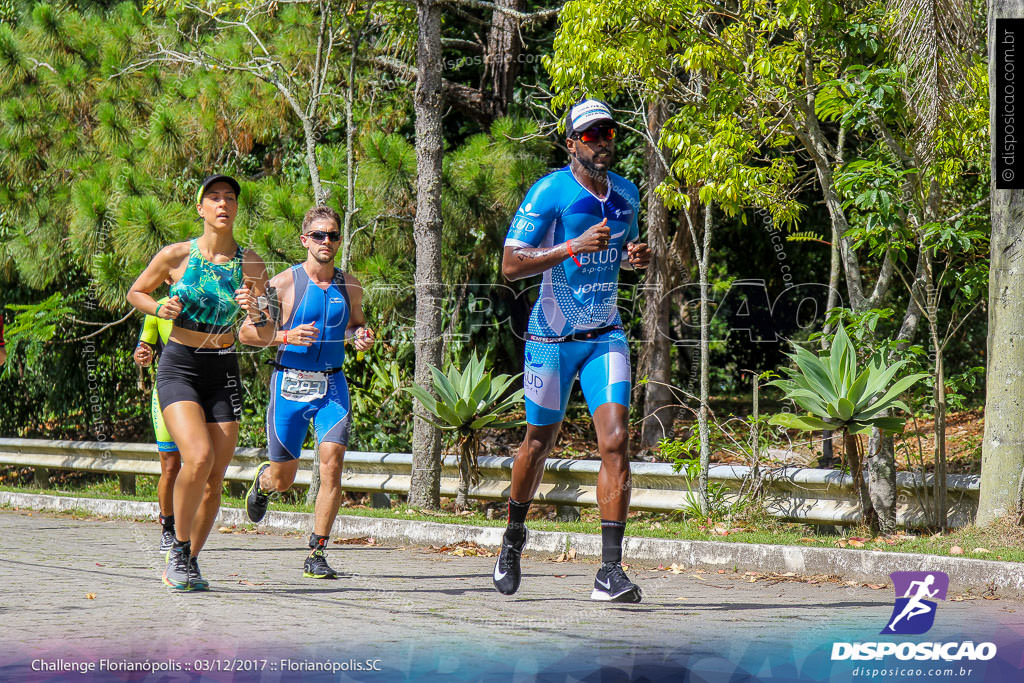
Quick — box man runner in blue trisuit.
[239,205,375,579]
[495,99,652,602]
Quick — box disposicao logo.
[831,571,997,662]
[882,571,948,635]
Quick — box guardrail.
[0,438,979,528]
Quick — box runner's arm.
[502,219,612,281]
[127,244,187,317]
[237,250,276,346]
[345,274,375,351]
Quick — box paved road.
[1,509,1023,682]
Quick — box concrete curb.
[4,491,1024,598]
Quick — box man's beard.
[312,251,335,265]
[573,150,609,179]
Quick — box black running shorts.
[156,340,242,423]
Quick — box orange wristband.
[282,330,288,345]
[566,240,582,267]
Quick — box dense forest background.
[0,0,989,486]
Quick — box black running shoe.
[303,547,338,579]
[159,529,175,552]
[188,556,209,591]
[492,528,527,595]
[591,561,643,603]
[246,461,272,523]
[163,546,191,590]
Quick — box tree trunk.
[933,328,948,529]
[867,425,895,533]
[342,34,359,271]
[640,100,674,448]
[844,430,875,528]
[696,204,713,514]
[455,437,472,511]
[480,0,524,118]
[409,0,444,509]
[980,1,1024,524]
[302,117,326,204]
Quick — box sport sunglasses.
[304,230,341,243]
[574,126,617,143]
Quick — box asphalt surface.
[2,509,1023,682]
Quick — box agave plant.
[404,352,524,510]
[768,325,927,524]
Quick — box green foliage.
[768,326,928,435]
[403,351,524,437]
[660,435,736,522]
[403,351,523,507]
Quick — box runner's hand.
[157,296,182,320]
[626,241,651,269]
[571,218,611,254]
[353,326,375,351]
[235,280,261,321]
[285,323,319,347]
[134,342,153,367]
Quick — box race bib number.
[280,369,328,403]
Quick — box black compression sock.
[505,498,532,544]
[309,533,329,550]
[160,515,175,533]
[172,538,191,556]
[601,520,626,564]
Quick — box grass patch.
[3,479,1023,563]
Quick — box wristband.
[566,240,582,267]
[282,330,288,345]
[155,303,164,317]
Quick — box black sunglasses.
[304,230,341,243]
[574,126,616,143]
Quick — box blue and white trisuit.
[267,266,353,462]
[504,166,640,426]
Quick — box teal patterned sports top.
[168,238,244,334]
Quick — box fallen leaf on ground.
[799,537,817,543]
[554,575,567,578]
[433,541,495,557]
[668,563,684,574]
[675,596,688,600]
[972,548,991,554]
[333,536,379,546]
[217,526,234,533]
[848,540,866,548]
[567,548,577,560]
[835,540,849,548]
[86,593,96,599]
[867,584,886,590]
[950,546,964,555]
[718,569,728,574]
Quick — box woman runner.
[127,174,271,591]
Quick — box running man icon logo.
[881,571,949,635]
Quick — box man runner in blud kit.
[495,99,652,602]
[240,205,374,579]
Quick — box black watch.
[251,310,270,328]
